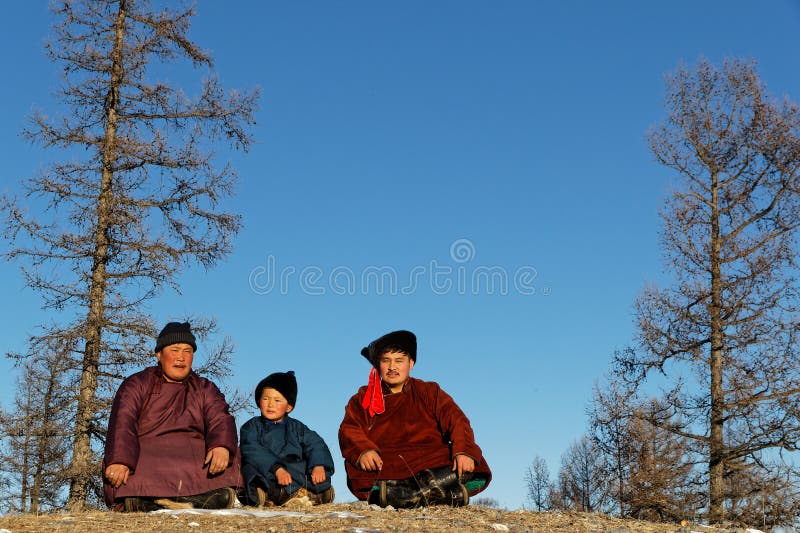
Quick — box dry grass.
[0,503,737,532]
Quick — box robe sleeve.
[299,421,335,475]
[104,374,148,471]
[201,380,238,460]
[338,389,380,465]
[425,382,483,461]
[240,418,282,478]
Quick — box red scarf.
[361,367,385,417]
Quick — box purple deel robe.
[103,366,241,507]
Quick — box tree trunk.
[33,367,57,513]
[20,388,32,513]
[617,424,625,517]
[66,0,126,510]
[30,432,45,514]
[708,172,725,523]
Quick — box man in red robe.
[339,330,491,507]
[103,322,241,511]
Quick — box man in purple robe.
[103,322,241,511]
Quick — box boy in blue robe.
[240,371,335,506]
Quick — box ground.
[0,503,764,532]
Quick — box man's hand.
[311,465,327,485]
[204,446,230,475]
[275,466,292,486]
[105,463,130,488]
[452,454,475,478]
[357,450,383,471]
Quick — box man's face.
[259,387,293,422]
[156,343,194,382]
[379,350,414,393]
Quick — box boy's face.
[259,387,293,422]
[156,343,194,382]
[379,350,414,393]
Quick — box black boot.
[174,487,236,509]
[416,467,459,489]
[266,484,291,506]
[441,481,470,507]
[369,469,471,509]
[415,468,452,501]
[414,466,471,507]
[368,479,422,508]
[123,497,164,512]
[385,477,424,508]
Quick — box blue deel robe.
[240,415,334,503]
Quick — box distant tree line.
[526,58,800,527]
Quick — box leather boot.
[123,496,163,513]
[174,486,236,509]
[383,477,424,508]
[415,465,471,506]
[255,486,269,507]
[266,484,291,506]
[417,467,458,490]
[369,479,420,508]
[311,486,335,505]
[441,481,470,507]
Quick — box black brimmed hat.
[360,330,417,367]
[255,370,298,407]
[154,322,197,353]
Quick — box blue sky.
[2,1,800,510]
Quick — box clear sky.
[2,1,800,510]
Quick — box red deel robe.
[338,377,491,500]
[103,366,242,506]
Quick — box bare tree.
[0,397,35,513]
[554,435,610,512]
[623,403,697,522]
[524,455,551,511]
[724,455,800,527]
[548,470,568,511]
[2,0,258,509]
[0,345,74,512]
[589,378,636,517]
[614,58,800,523]
[591,380,701,521]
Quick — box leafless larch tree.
[1,0,258,509]
[613,58,800,523]
[524,455,551,511]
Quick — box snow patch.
[151,508,365,519]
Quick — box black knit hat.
[255,370,298,407]
[360,330,417,368]
[154,322,197,353]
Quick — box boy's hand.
[204,447,230,475]
[357,450,383,471]
[452,454,475,478]
[275,466,292,486]
[311,465,326,484]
